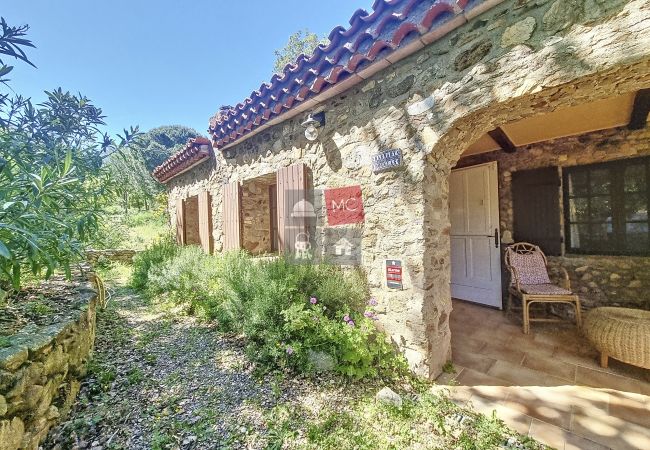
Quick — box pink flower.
[368,298,378,306]
[310,297,318,304]
[343,314,350,322]
[347,320,355,327]
[364,311,374,318]
[286,346,294,355]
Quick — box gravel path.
[43,286,370,450]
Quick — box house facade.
[154,0,650,378]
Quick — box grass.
[264,390,545,450]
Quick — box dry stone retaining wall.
[166,0,650,378]
[0,284,97,450]
[86,249,137,264]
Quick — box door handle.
[494,228,499,248]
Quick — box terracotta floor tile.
[522,354,577,382]
[571,411,650,450]
[481,342,526,365]
[607,391,650,428]
[564,432,610,450]
[492,404,533,436]
[576,366,649,396]
[528,419,570,449]
[501,388,573,429]
[487,360,568,388]
[452,351,496,374]
[455,367,511,387]
[450,334,488,353]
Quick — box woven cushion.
[520,283,572,295]
[509,252,551,285]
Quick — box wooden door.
[198,191,213,254]
[222,181,242,251]
[276,163,311,254]
[175,198,185,245]
[449,162,502,308]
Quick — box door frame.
[449,160,503,309]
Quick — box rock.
[628,280,642,288]
[454,40,492,72]
[0,417,24,450]
[376,387,402,407]
[543,0,583,33]
[307,350,336,372]
[609,273,621,281]
[501,17,537,47]
[407,95,435,116]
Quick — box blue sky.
[3,0,373,136]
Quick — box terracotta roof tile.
[152,137,211,183]
[154,0,497,179]
[207,0,488,152]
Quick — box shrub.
[138,245,408,379]
[147,245,222,313]
[130,237,177,291]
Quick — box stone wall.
[184,195,200,246]
[241,175,274,254]
[86,249,137,265]
[166,0,650,378]
[457,126,650,312]
[0,284,97,450]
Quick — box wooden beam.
[628,89,650,130]
[488,127,517,153]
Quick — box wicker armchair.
[504,242,582,334]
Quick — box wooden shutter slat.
[512,167,562,255]
[222,181,242,251]
[176,198,185,245]
[198,191,213,254]
[276,163,311,255]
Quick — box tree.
[0,18,138,292]
[104,125,200,213]
[273,29,327,75]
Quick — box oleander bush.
[132,244,407,379]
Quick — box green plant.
[0,17,140,292]
[130,237,178,291]
[126,367,144,385]
[0,336,11,348]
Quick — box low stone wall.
[86,249,137,264]
[0,283,97,450]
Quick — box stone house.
[153,0,650,379]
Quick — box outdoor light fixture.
[302,111,325,141]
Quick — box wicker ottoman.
[583,307,650,369]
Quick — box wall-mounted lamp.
[301,111,326,141]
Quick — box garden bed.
[0,275,93,339]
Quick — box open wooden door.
[276,163,311,255]
[449,162,502,308]
[175,198,185,245]
[222,181,242,251]
[198,191,213,254]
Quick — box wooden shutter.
[175,198,185,245]
[222,181,242,251]
[277,163,311,254]
[198,191,213,254]
[512,167,562,255]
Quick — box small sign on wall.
[324,185,365,225]
[371,149,403,174]
[386,259,403,289]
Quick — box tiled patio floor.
[434,299,650,450]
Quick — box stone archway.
[414,0,650,378]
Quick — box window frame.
[562,156,650,256]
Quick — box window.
[563,157,650,255]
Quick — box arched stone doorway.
[416,1,650,377]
